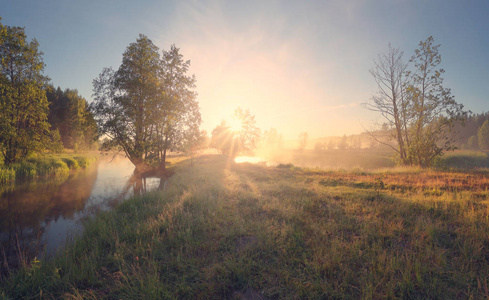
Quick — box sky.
[2,0,489,139]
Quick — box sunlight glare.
[228,116,242,133]
[234,156,267,164]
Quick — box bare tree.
[363,44,409,163]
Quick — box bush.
[13,161,37,179]
[0,168,15,183]
[74,156,90,168]
[62,157,80,170]
[0,153,96,182]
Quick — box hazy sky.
[2,0,488,138]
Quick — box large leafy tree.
[153,45,201,166]
[365,37,467,167]
[0,19,50,164]
[92,35,200,172]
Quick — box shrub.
[62,157,80,170]
[0,168,15,183]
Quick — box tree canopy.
[92,34,201,172]
[0,19,51,164]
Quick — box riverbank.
[2,154,489,298]
[0,153,98,184]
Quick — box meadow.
[2,151,489,299]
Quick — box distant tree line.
[314,134,371,151]
[46,86,98,151]
[450,112,489,151]
[0,18,98,165]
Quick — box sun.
[228,115,242,133]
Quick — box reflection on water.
[0,155,162,275]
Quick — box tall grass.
[0,153,97,184]
[2,154,489,298]
[0,167,16,183]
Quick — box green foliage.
[48,128,64,153]
[0,153,95,183]
[73,155,95,168]
[93,36,200,172]
[478,120,489,150]
[46,87,99,150]
[404,37,467,167]
[0,167,15,183]
[0,19,51,165]
[61,157,79,169]
[27,157,70,177]
[179,129,207,164]
[12,161,37,179]
[468,135,478,150]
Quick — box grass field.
[2,153,489,298]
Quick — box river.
[0,155,162,274]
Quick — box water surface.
[0,155,161,273]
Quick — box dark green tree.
[0,19,50,164]
[46,87,98,150]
